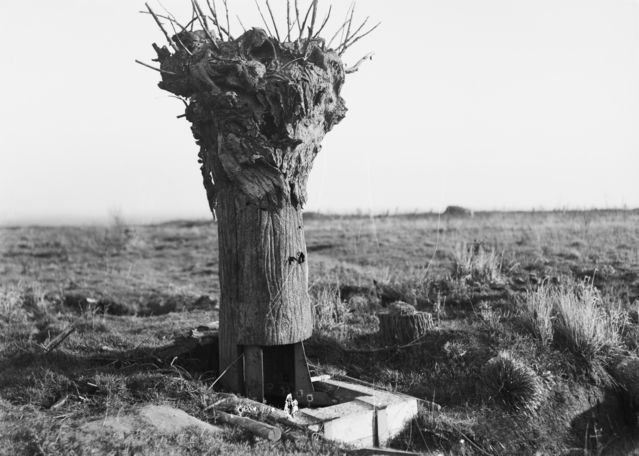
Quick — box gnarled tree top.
[143,1,377,210]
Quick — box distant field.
[1,210,638,455]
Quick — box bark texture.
[152,27,347,389]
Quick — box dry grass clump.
[480,351,544,412]
[521,280,627,374]
[452,241,504,285]
[521,283,555,346]
[554,282,626,365]
[310,283,349,339]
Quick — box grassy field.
[1,210,638,455]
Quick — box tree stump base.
[377,302,434,345]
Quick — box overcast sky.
[1,0,638,224]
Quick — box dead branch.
[338,2,355,47]
[210,410,282,441]
[205,0,225,39]
[343,3,355,48]
[189,8,196,31]
[350,449,421,456]
[326,6,353,48]
[157,0,186,30]
[340,15,368,52]
[222,0,231,40]
[344,52,373,74]
[312,5,332,39]
[253,0,274,37]
[192,0,209,30]
[42,323,77,353]
[308,0,319,39]
[286,0,291,41]
[295,0,302,36]
[135,59,177,75]
[339,21,380,55]
[298,1,314,41]
[146,3,177,51]
[236,15,247,32]
[166,19,193,56]
[180,16,198,33]
[265,0,281,41]
[139,10,182,29]
[191,0,220,49]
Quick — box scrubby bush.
[480,351,544,412]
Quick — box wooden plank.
[293,342,315,405]
[218,322,243,392]
[244,346,264,403]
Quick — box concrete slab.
[293,379,419,448]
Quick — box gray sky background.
[1,0,638,224]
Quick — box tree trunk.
[151,28,347,393]
[217,189,311,389]
[377,309,434,346]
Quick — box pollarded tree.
[141,0,377,398]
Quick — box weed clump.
[480,351,544,412]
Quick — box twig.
[42,324,77,353]
[205,0,225,39]
[139,11,182,28]
[265,0,281,41]
[343,3,356,48]
[236,15,247,33]
[222,0,231,40]
[298,1,314,41]
[295,0,302,37]
[203,398,227,412]
[340,16,369,52]
[167,19,193,56]
[157,0,186,29]
[180,16,198,33]
[191,0,220,49]
[207,352,244,391]
[145,3,177,51]
[135,59,177,75]
[189,8,196,31]
[253,0,274,37]
[192,0,209,30]
[345,52,373,74]
[286,0,291,41]
[312,5,332,39]
[339,21,380,55]
[308,0,319,40]
[326,7,353,49]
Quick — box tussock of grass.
[521,283,555,346]
[452,242,504,285]
[310,283,349,340]
[521,280,627,377]
[480,351,544,412]
[554,282,626,366]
